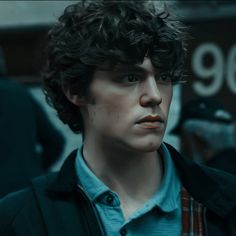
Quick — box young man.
[0,1,236,235]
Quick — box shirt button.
[120,228,127,236]
[106,194,114,205]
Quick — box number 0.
[226,44,236,94]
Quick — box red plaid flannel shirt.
[181,187,205,236]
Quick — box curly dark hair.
[43,0,188,133]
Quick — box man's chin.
[133,141,162,153]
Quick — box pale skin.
[66,57,173,219]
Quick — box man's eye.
[156,73,172,84]
[122,74,140,83]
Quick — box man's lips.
[136,115,164,124]
[135,115,164,129]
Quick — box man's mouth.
[137,115,164,123]
[136,115,164,129]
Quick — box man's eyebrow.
[113,65,149,74]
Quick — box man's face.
[81,57,173,153]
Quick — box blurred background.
[0,0,236,170]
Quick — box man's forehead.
[112,58,158,73]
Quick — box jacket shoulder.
[200,164,236,190]
[0,187,39,235]
[0,187,34,222]
[0,174,56,235]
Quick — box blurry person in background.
[0,1,236,236]
[171,98,236,175]
[0,47,65,198]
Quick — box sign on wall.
[182,19,236,115]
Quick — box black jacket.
[0,143,236,236]
[207,148,236,176]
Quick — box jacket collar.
[165,143,236,217]
[48,144,236,218]
[48,149,79,194]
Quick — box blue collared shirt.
[75,143,182,236]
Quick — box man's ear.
[63,87,86,107]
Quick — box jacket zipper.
[76,185,105,236]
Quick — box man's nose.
[139,77,162,107]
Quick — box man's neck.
[82,140,164,219]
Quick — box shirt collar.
[47,143,236,218]
[75,146,112,202]
[75,143,181,211]
[151,143,181,212]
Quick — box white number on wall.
[192,43,236,96]
[226,44,236,94]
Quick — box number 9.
[192,43,224,96]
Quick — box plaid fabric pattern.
[181,187,205,236]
